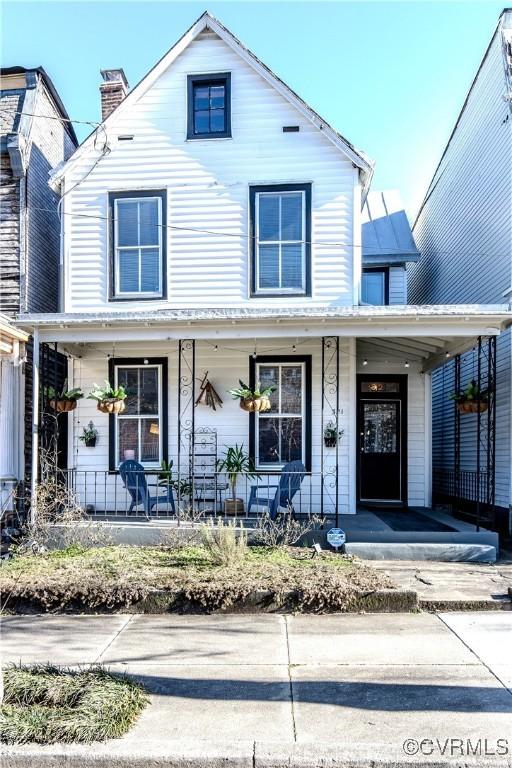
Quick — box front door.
[357,375,407,505]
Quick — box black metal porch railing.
[432,468,495,527]
[59,469,340,521]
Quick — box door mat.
[373,509,456,532]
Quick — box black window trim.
[108,189,167,302]
[187,72,232,140]
[108,356,168,472]
[248,354,312,472]
[361,266,389,306]
[249,183,312,298]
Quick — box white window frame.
[114,363,163,467]
[255,190,306,295]
[255,361,306,469]
[114,196,163,298]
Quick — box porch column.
[347,337,357,514]
[30,327,40,524]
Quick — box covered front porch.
[22,305,509,548]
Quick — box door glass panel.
[363,402,398,454]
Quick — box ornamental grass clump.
[200,518,248,566]
[0,665,148,744]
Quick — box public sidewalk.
[1,612,512,767]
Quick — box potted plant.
[44,381,83,413]
[450,379,488,414]
[79,421,98,447]
[323,421,344,448]
[217,444,258,515]
[88,381,127,414]
[228,380,276,413]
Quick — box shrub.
[252,511,324,548]
[200,518,247,566]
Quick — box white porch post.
[30,327,40,524]
[424,370,433,508]
[347,337,357,514]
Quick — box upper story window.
[109,190,166,300]
[361,268,388,305]
[250,184,311,297]
[187,73,231,139]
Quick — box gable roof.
[363,190,420,265]
[50,11,374,194]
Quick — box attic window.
[187,73,231,139]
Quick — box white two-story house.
[17,13,511,547]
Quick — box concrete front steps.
[345,540,497,563]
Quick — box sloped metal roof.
[362,190,420,265]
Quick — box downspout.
[30,326,40,524]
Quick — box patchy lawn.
[0,544,397,613]
[0,665,148,744]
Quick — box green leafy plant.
[450,379,488,404]
[323,421,344,440]
[87,381,127,403]
[217,444,258,501]
[79,422,98,445]
[228,379,276,401]
[158,459,174,482]
[44,381,83,402]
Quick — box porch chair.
[119,459,176,519]
[247,460,306,519]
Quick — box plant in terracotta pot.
[450,379,488,414]
[88,381,127,414]
[323,421,344,448]
[217,444,258,515]
[79,421,98,447]
[228,380,276,413]
[44,382,84,413]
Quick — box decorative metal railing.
[58,468,341,520]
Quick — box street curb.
[420,598,512,612]
[5,588,419,615]
[2,741,511,768]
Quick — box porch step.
[344,542,497,563]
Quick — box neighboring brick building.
[0,67,77,494]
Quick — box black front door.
[357,376,407,505]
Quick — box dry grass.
[0,665,148,744]
[0,543,395,613]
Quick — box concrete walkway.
[2,613,512,767]
[370,559,512,609]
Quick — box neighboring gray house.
[0,66,77,494]
[362,190,420,306]
[409,9,512,535]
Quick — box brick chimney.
[99,69,129,120]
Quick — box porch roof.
[15,304,512,329]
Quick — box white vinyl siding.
[62,31,356,311]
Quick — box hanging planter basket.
[324,435,337,448]
[239,396,271,413]
[457,401,488,414]
[84,436,97,447]
[49,398,78,413]
[97,399,126,415]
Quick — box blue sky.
[1,1,506,217]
